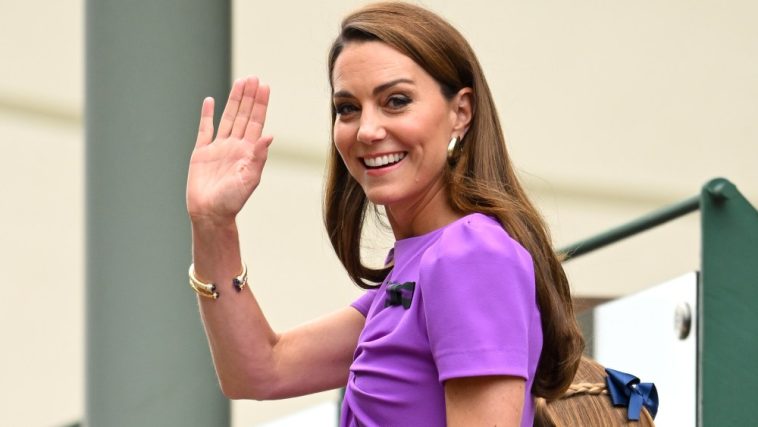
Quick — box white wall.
[1,0,756,425]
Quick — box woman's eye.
[387,95,411,109]
[336,103,359,116]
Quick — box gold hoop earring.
[447,136,460,163]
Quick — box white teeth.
[363,152,406,168]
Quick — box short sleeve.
[351,290,378,317]
[419,217,537,383]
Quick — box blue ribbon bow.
[605,368,659,421]
[384,281,415,309]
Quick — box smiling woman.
[186,2,583,427]
[330,41,469,234]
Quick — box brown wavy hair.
[323,1,584,399]
[535,357,656,426]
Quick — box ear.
[450,87,473,136]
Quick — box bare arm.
[187,77,363,400]
[445,376,525,426]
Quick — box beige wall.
[1,1,85,426]
[2,0,756,425]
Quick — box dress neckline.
[392,213,487,261]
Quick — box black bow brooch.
[384,281,416,309]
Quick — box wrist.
[191,219,242,281]
[190,214,238,233]
[191,219,240,258]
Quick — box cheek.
[410,103,453,145]
[333,124,352,156]
[409,115,450,157]
[333,124,359,173]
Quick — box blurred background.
[1,0,756,425]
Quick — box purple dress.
[340,213,543,426]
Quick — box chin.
[362,189,402,207]
[364,194,393,207]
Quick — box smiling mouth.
[362,152,407,169]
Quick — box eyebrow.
[333,78,415,99]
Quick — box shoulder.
[421,213,533,273]
[417,214,541,383]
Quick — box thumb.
[259,135,274,149]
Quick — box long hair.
[323,1,584,399]
[535,357,656,426]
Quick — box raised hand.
[187,77,273,225]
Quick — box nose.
[356,109,387,144]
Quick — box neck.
[386,181,461,240]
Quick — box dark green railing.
[558,178,758,427]
[558,178,741,261]
[558,194,701,261]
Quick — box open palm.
[187,77,273,223]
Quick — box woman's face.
[331,41,468,211]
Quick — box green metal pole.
[559,195,701,261]
[86,1,230,425]
[699,178,758,426]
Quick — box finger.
[250,136,274,166]
[258,135,274,149]
[216,78,246,139]
[231,77,260,139]
[194,97,215,148]
[244,84,270,142]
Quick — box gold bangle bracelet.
[189,264,220,299]
[188,265,216,292]
[232,262,248,292]
[189,277,219,299]
[188,263,248,300]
